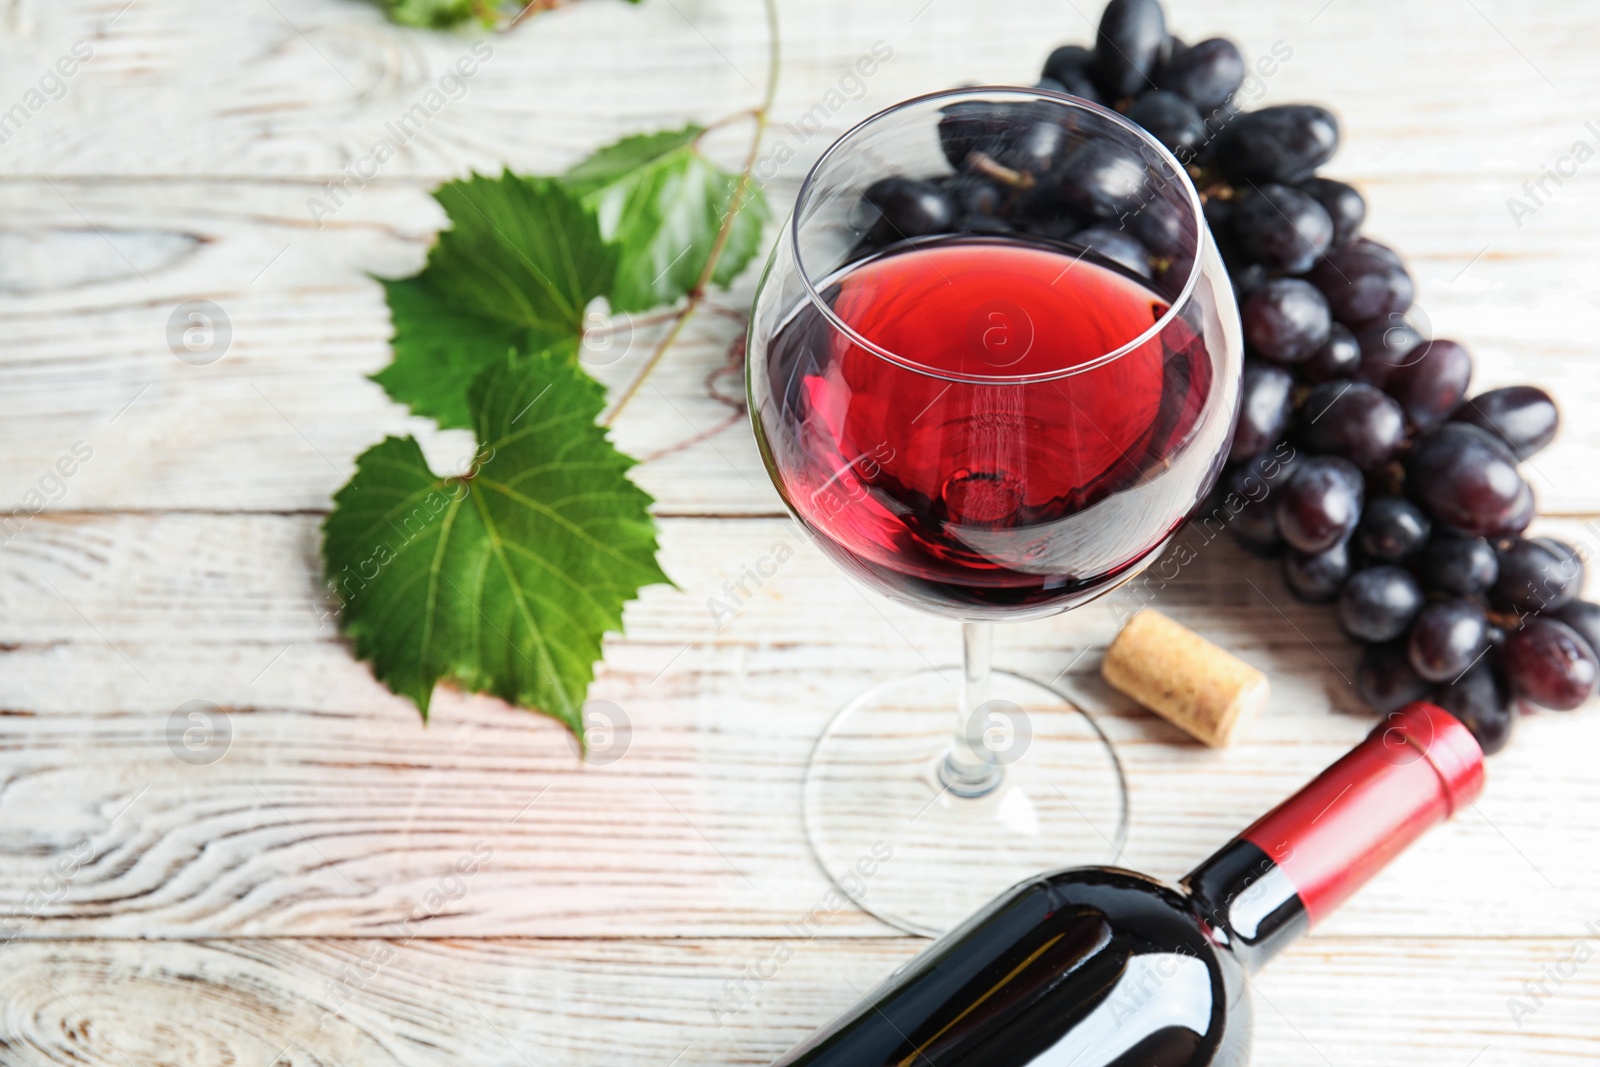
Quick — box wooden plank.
[0,511,1593,939]
[0,0,1594,182]
[0,935,1593,1066]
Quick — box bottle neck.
[1182,702,1485,972]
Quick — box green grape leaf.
[378,0,484,28]
[373,172,616,429]
[565,125,770,313]
[325,344,668,730]
[376,0,642,29]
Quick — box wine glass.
[746,86,1242,935]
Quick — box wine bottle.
[771,701,1484,1066]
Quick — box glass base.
[803,667,1129,937]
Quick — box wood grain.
[0,0,1598,1062]
[0,511,1594,945]
[0,937,1595,1066]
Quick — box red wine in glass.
[745,86,1243,937]
[757,234,1221,618]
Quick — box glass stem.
[940,621,1004,797]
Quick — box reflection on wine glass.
[747,87,1243,935]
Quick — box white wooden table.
[1,0,1597,1063]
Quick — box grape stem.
[507,0,573,29]
[599,0,780,428]
[968,152,1035,190]
[692,108,763,147]
[584,306,683,337]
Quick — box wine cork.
[1101,610,1269,748]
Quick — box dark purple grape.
[1417,534,1499,596]
[1204,195,1235,237]
[937,100,1071,177]
[1405,423,1529,537]
[1013,194,1082,242]
[1433,660,1513,755]
[1231,359,1295,462]
[1227,444,1300,551]
[1041,44,1103,103]
[1155,34,1187,73]
[1297,177,1366,247]
[1211,105,1340,184]
[1352,318,1424,388]
[956,214,1013,234]
[1358,641,1432,714]
[1384,339,1473,430]
[1155,37,1245,113]
[1276,456,1363,554]
[1241,278,1331,363]
[1407,598,1490,683]
[1156,245,1197,290]
[1125,196,1192,259]
[1230,183,1335,274]
[1352,237,1404,268]
[1284,539,1351,602]
[940,175,1006,218]
[1339,565,1425,643]
[1309,240,1414,326]
[1069,225,1151,278]
[1488,479,1536,538]
[937,103,1007,170]
[1052,141,1148,221]
[1550,600,1600,661]
[1492,537,1586,613]
[1124,90,1207,158]
[954,105,1068,176]
[1452,385,1560,459]
[1230,262,1268,302]
[1503,618,1599,711]
[857,177,955,243]
[1357,497,1432,562]
[1355,318,1423,359]
[1298,380,1406,470]
[1092,0,1167,99]
[1302,323,1362,383]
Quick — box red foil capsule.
[1241,701,1485,925]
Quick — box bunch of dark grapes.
[1033,0,1595,755]
[846,0,1595,757]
